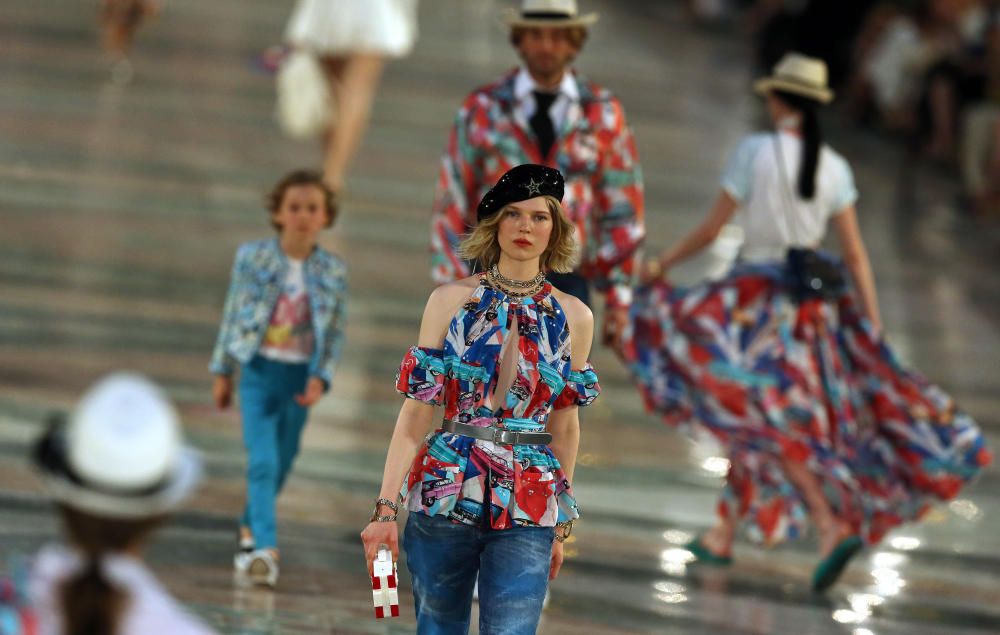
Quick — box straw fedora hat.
[503,0,598,28]
[753,52,834,104]
[33,372,202,519]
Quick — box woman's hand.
[868,319,883,342]
[549,539,565,580]
[601,306,629,355]
[361,520,399,577]
[295,377,326,407]
[639,257,666,285]
[212,375,233,410]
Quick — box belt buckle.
[492,428,517,445]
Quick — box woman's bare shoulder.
[423,277,481,320]
[417,279,482,347]
[551,288,594,327]
[550,289,595,364]
[429,276,480,304]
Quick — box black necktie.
[529,90,557,161]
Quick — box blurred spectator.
[848,1,951,132]
[847,0,1000,164]
[961,7,1000,214]
[748,0,876,81]
[918,0,999,161]
[26,373,215,635]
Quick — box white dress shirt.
[513,66,580,135]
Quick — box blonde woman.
[361,164,599,634]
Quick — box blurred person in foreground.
[27,372,216,635]
[626,53,991,593]
[428,0,644,354]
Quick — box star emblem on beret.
[476,164,565,222]
[525,178,543,196]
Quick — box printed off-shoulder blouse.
[396,275,600,529]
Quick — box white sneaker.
[238,535,254,553]
[233,551,253,584]
[235,549,278,588]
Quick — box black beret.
[476,164,565,222]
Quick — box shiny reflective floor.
[2,1,999,633]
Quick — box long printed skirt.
[624,262,991,545]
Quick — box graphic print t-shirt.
[259,259,314,363]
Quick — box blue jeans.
[238,355,310,549]
[403,512,554,635]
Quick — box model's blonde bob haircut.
[459,195,578,274]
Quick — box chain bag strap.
[771,133,846,301]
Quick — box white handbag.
[275,49,333,139]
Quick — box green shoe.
[812,535,863,593]
[684,538,733,566]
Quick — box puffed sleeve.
[395,346,447,405]
[553,364,601,409]
[830,151,859,213]
[720,134,767,204]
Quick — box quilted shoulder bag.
[772,134,846,301]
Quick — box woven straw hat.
[503,0,598,28]
[33,372,202,519]
[754,52,834,104]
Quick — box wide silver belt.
[441,419,552,445]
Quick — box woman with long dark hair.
[626,53,990,592]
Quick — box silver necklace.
[488,264,545,289]
[486,267,546,299]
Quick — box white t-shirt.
[28,544,217,635]
[259,258,314,364]
[721,130,858,262]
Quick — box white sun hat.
[503,0,598,28]
[34,372,202,519]
[753,52,834,104]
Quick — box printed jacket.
[209,238,347,388]
[429,69,645,308]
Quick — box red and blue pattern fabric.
[624,262,991,545]
[429,69,644,309]
[0,559,38,635]
[396,276,600,529]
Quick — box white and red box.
[372,547,399,619]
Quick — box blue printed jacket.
[209,238,348,388]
